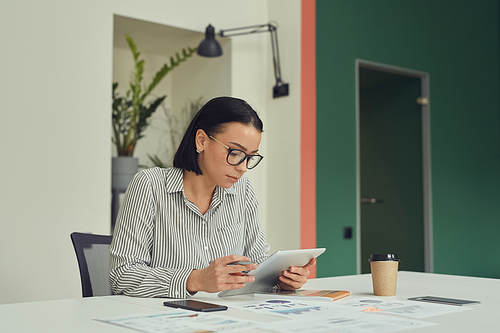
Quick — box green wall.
[316,0,500,278]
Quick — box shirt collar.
[165,167,237,197]
[164,167,184,193]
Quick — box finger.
[288,266,311,278]
[229,263,257,273]
[283,269,308,282]
[223,282,248,290]
[278,275,303,289]
[220,255,251,265]
[302,258,317,269]
[278,281,295,291]
[227,275,255,284]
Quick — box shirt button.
[175,291,179,296]
[204,246,208,251]
[202,221,206,225]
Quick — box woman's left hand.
[278,258,317,290]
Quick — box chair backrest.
[70,232,113,297]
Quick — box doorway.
[356,60,433,274]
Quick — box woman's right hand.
[186,255,257,293]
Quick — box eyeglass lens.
[227,149,262,169]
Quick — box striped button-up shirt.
[109,167,270,298]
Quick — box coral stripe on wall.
[301,0,317,277]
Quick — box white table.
[1,272,498,332]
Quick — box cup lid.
[369,254,400,262]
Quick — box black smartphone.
[408,296,481,306]
[163,300,228,312]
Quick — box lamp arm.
[219,23,283,86]
[219,24,270,37]
[208,22,288,98]
[269,24,283,86]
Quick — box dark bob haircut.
[173,96,263,175]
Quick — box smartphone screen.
[163,300,228,312]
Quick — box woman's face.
[196,122,262,188]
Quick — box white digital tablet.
[218,248,326,297]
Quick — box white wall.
[266,0,302,251]
[0,0,301,304]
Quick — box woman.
[109,96,315,298]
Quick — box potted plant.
[147,97,204,168]
[111,34,196,191]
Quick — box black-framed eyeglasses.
[209,135,264,169]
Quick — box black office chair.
[70,232,113,297]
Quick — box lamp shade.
[197,24,223,57]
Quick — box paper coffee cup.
[369,254,400,296]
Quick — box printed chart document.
[230,298,435,333]
[336,297,471,318]
[230,296,469,320]
[96,297,473,333]
[96,311,261,333]
[230,299,352,318]
[265,312,436,333]
[229,296,471,333]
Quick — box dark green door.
[359,66,424,273]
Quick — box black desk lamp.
[197,23,289,98]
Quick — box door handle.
[360,197,384,205]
